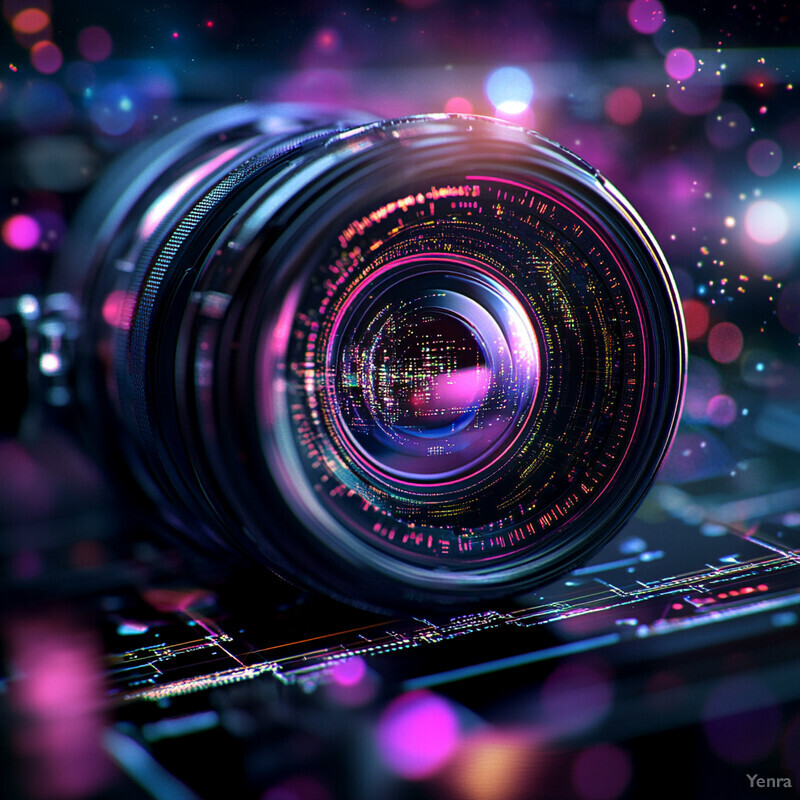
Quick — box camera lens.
[57,106,685,610]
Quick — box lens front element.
[328,257,540,483]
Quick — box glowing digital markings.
[286,173,648,565]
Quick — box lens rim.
[233,115,685,607]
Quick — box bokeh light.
[683,357,722,421]
[682,298,710,340]
[747,138,782,176]
[326,655,376,707]
[664,48,695,81]
[3,0,52,21]
[539,659,613,736]
[627,0,665,34]
[377,691,459,779]
[77,26,112,62]
[445,96,473,114]
[88,84,138,136]
[707,322,744,364]
[706,103,751,149]
[441,729,539,800]
[101,290,133,330]
[330,656,366,687]
[313,27,340,53]
[39,352,61,375]
[703,676,781,763]
[2,213,41,250]
[604,87,642,125]
[485,67,533,115]
[572,743,632,800]
[706,394,737,427]
[740,350,789,390]
[12,7,48,33]
[667,75,723,116]
[745,199,789,245]
[30,40,62,74]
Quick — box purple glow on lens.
[627,0,665,34]
[2,214,41,250]
[77,26,112,62]
[410,366,491,419]
[706,394,737,427]
[377,691,459,779]
[140,146,244,237]
[326,254,540,485]
[665,48,696,80]
[572,743,632,800]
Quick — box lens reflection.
[329,259,539,482]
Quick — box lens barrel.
[56,105,685,611]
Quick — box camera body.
[5,104,685,612]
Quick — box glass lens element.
[328,257,540,482]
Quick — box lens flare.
[30,40,62,74]
[77,26,112,62]
[665,48,696,81]
[745,199,789,245]
[627,0,665,34]
[377,691,459,779]
[2,213,40,249]
[485,67,534,114]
